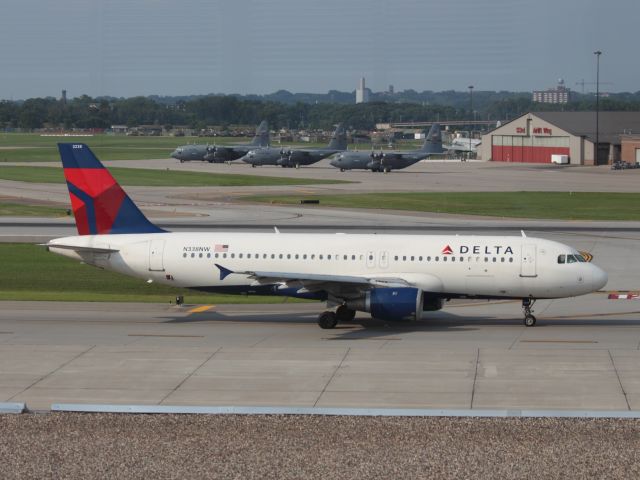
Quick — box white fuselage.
[48,232,608,300]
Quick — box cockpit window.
[557,255,565,264]
[575,254,586,262]
[567,255,577,263]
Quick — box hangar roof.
[533,111,640,145]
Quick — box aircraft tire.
[340,168,345,172]
[524,314,536,327]
[318,311,338,329]
[336,305,356,322]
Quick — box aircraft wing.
[215,264,442,294]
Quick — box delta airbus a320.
[47,144,608,329]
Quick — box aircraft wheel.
[336,305,356,322]
[318,311,338,329]
[524,314,536,327]
[383,167,390,173]
[340,168,345,172]
[251,164,256,168]
[180,159,184,163]
[295,163,300,169]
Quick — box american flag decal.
[214,244,229,252]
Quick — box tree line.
[1,93,638,132]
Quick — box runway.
[1,295,639,412]
[1,156,639,413]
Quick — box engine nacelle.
[346,287,423,321]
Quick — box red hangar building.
[479,111,640,165]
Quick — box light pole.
[468,85,474,160]
[594,50,601,165]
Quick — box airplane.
[330,123,445,173]
[444,136,481,153]
[169,143,210,163]
[240,124,347,168]
[169,121,270,163]
[203,120,270,163]
[47,143,608,330]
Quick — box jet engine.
[344,287,444,321]
[344,287,419,321]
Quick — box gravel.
[1,413,639,479]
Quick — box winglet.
[215,264,234,281]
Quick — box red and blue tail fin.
[58,143,165,235]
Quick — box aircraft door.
[520,244,537,277]
[379,251,389,269]
[366,250,376,269]
[148,239,165,271]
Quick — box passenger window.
[246,254,251,259]
[328,255,332,260]
[352,255,356,260]
[319,255,323,260]
[343,255,347,260]
[183,253,187,258]
[460,257,464,262]
[222,253,227,258]
[411,256,415,261]
[403,256,407,261]
[199,253,203,258]
[419,256,423,261]
[238,253,243,259]
[231,253,235,258]
[509,258,513,263]
[427,256,431,261]
[279,254,283,259]
[451,257,455,262]
[435,256,439,262]
[271,254,275,259]
[443,256,447,262]
[287,254,291,259]
[394,256,398,261]
[558,255,566,264]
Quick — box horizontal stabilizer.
[44,243,119,254]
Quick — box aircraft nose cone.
[591,265,608,290]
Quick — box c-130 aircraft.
[48,143,607,329]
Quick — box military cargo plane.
[330,124,444,173]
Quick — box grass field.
[0,243,309,303]
[0,165,349,187]
[0,203,68,217]
[0,133,337,162]
[243,191,640,221]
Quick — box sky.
[1,0,638,99]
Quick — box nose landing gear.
[522,298,536,327]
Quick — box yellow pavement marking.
[188,305,215,314]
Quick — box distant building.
[532,78,572,104]
[480,111,640,165]
[355,77,369,104]
[61,89,67,104]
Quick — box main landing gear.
[522,298,536,327]
[317,305,356,329]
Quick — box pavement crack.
[608,350,631,411]
[9,345,97,402]
[314,348,350,408]
[470,348,480,409]
[159,347,222,404]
